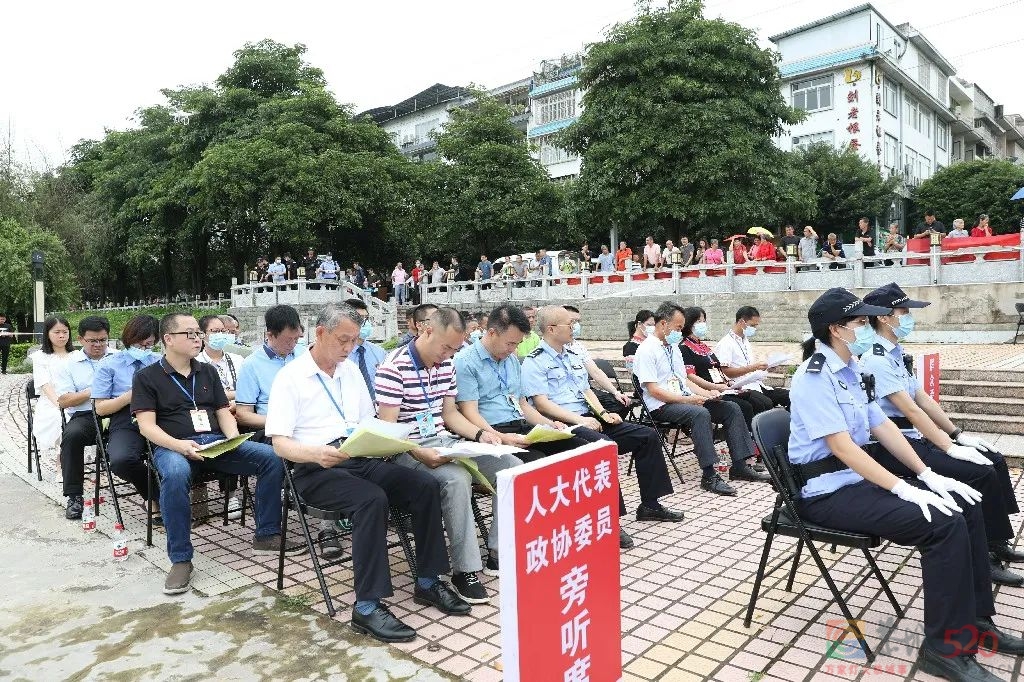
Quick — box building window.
[791,75,832,112]
[883,79,898,116]
[534,134,577,165]
[792,130,835,151]
[414,118,440,143]
[952,139,961,160]
[936,120,948,150]
[904,147,932,182]
[918,55,932,92]
[535,90,576,125]
[906,95,927,134]
[884,134,899,171]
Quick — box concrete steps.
[940,379,1024,398]
[939,395,1024,418]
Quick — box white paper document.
[731,370,769,389]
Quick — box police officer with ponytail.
[789,288,1022,682]
[859,283,1024,588]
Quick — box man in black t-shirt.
[0,313,14,374]
[132,312,295,596]
[780,225,801,257]
[914,210,946,238]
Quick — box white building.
[526,54,585,180]
[948,79,1024,164]
[770,4,957,226]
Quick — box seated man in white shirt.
[266,303,469,644]
[714,306,790,416]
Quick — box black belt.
[889,415,914,429]
[792,455,852,488]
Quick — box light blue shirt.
[520,340,590,416]
[859,335,919,439]
[597,252,615,272]
[92,350,159,400]
[350,340,386,376]
[54,348,117,414]
[454,340,524,425]
[268,262,286,282]
[235,343,295,415]
[788,343,887,498]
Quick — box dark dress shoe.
[989,556,1024,587]
[351,604,416,643]
[66,496,84,520]
[413,580,471,615]
[752,461,767,473]
[991,541,1024,564]
[619,529,635,549]
[918,644,1002,681]
[701,474,737,496]
[730,463,771,482]
[636,504,685,522]
[977,618,1024,655]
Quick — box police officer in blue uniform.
[860,283,1024,588]
[789,288,1023,682]
[521,305,682,551]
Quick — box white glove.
[891,480,959,522]
[918,467,982,507]
[945,444,993,466]
[956,433,997,454]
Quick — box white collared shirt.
[197,349,245,391]
[265,351,375,445]
[632,335,693,411]
[714,332,765,392]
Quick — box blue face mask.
[743,325,757,338]
[571,322,582,338]
[207,332,234,351]
[294,338,308,356]
[643,325,656,338]
[469,329,483,342]
[126,346,150,362]
[842,324,876,356]
[666,330,683,346]
[692,322,708,339]
[894,313,915,339]
[359,320,373,340]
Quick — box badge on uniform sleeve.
[837,380,848,390]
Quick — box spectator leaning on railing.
[948,219,970,238]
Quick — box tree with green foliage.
[560,0,805,240]
[788,144,900,235]
[913,159,1024,232]
[0,217,79,319]
[428,93,569,259]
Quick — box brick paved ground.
[4,371,1023,682]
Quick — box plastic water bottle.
[82,499,96,533]
[112,523,128,562]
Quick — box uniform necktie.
[357,346,375,400]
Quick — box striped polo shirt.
[374,341,457,441]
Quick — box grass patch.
[276,593,314,611]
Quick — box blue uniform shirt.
[859,336,919,439]
[92,351,159,400]
[788,342,887,498]
[54,348,116,415]
[454,340,524,425]
[235,343,295,415]
[520,340,590,415]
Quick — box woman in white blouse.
[31,317,74,463]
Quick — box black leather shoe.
[413,580,471,615]
[636,504,685,522]
[918,644,1002,681]
[66,496,84,520]
[730,463,771,482]
[990,556,1024,587]
[351,604,416,643]
[752,461,767,473]
[977,617,1024,655]
[619,529,634,549]
[701,474,737,496]
[991,541,1024,564]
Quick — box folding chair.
[470,484,492,548]
[143,439,250,548]
[90,402,147,526]
[24,379,42,481]
[628,374,686,485]
[743,408,904,663]
[593,358,642,418]
[276,462,419,618]
[1014,303,1024,344]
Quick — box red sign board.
[497,440,623,682]
[915,352,940,401]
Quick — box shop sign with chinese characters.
[497,440,622,682]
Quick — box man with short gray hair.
[266,303,465,643]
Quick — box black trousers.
[574,419,674,514]
[865,438,1016,543]
[741,387,790,412]
[721,394,754,428]
[107,424,158,500]
[799,479,994,656]
[0,344,9,373]
[61,412,97,497]
[293,458,449,602]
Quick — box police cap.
[863,282,931,309]
[808,288,892,327]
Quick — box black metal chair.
[276,462,418,618]
[627,374,686,485]
[743,408,904,663]
[24,379,42,481]
[90,402,152,526]
[1014,303,1024,344]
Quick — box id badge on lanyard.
[665,377,682,395]
[191,409,212,432]
[709,367,727,384]
[415,411,437,437]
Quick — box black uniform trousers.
[60,412,97,497]
[107,421,159,500]
[292,457,449,602]
[741,387,791,413]
[865,437,1016,543]
[575,419,674,515]
[799,479,994,657]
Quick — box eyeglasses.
[82,338,109,345]
[167,331,206,340]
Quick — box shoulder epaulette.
[807,353,826,374]
[527,347,544,359]
[872,343,886,356]
[564,347,579,356]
